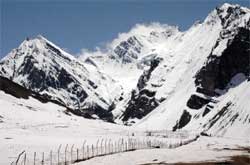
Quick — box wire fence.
[11,133,199,165]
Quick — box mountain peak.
[36,34,47,40]
[19,35,48,51]
[219,3,239,10]
[216,3,249,15]
[14,34,77,64]
[204,3,249,28]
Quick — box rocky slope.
[133,3,250,138]
[0,36,122,121]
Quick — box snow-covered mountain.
[0,36,122,121]
[78,3,250,138]
[131,3,250,138]
[0,3,249,138]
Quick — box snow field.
[0,91,196,165]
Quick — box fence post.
[86,145,89,159]
[96,139,99,156]
[104,139,107,155]
[100,139,104,155]
[42,152,44,165]
[70,144,74,163]
[117,141,119,152]
[15,150,25,165]
[24,153,26,165]
[77,148,79,161]
[65,144,68,164]
[33,152,36,165]
[117,138,120,152]
[128,138,130,150]
[91,144,94,158]
[121,138,124,152]
[115,140,117,153]
[82,140,86,160]
[111,142,113,154]
[131,139,133,150]
[135,139,137,149]
[50,150,52,165]
[108,139,111,154]
[125,141,127,151]
[57,144,62,165]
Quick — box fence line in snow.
[12,135,199,165]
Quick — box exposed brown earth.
[140,147,250,165]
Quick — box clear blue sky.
[0,0,249,58]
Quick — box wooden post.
[70,144,74,163]
[104,139,107,155]
[33,152,36,165]
[82,140,86,160]
[86,145,89,159]
[117,141,119,152]
[116,139,119,153]
[135,139,137,150]
[57,144,62,165]
[91,144,94,158]
[111,142,115,153]
[135,139,137,149]
[138,140,140,149]
[65,144,68,164]
[133,139,135,150]
[50,151,52,165]
[100,139,104,155]
[76,148,79,161]
[131,139,133,150]
[128,138,130,150]
[96,139,99,156]
[121,138,124,152]
[108,139,111,154]
[41,152,44,165]
[125,141,127,151]
[15,150,25,165]
[118,138,120,152]
[24,153,26,165]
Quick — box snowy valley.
[0,3,249,165]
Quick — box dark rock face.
[45,43,71,62]
[205,102,232,129]
[186,95,210,109]
[19,55,47,91]
[184,27,249,127]
[173,110,192,131]
[0,76,64,106]
[72,104,114,122]
[121,58,162,122]
[114,36,143,63]
[137,57,162,90]
[195,27,250,95]
[121,89,159,122]
[0,36,117,122]
[216,5,247,29]
[0,75,114,121]
[0,76,31,99]
[17,55,89,106]
[202,106,212,117]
